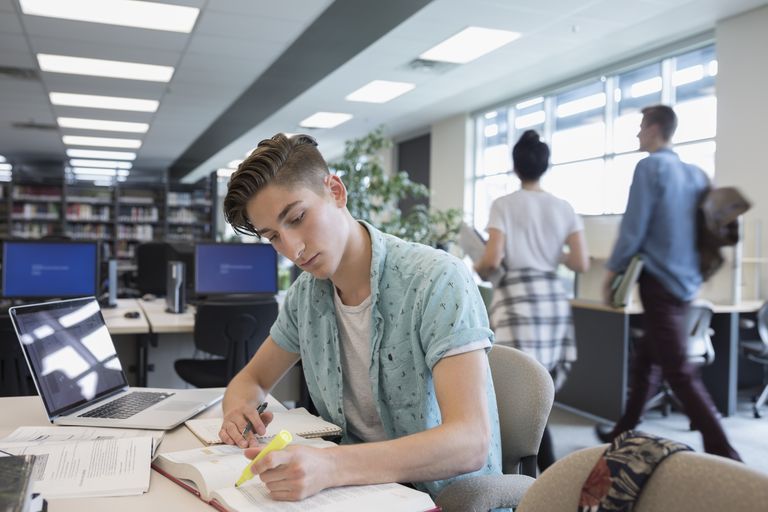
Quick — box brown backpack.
[696,186,751,281]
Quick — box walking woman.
[475,129,589,472]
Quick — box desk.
[103,299,150,335]
[138,299,195,334]
[558,299,762,421]
[0,394,285,511]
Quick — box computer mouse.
[124,311,140,319]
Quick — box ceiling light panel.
[345,80,415,103]
[63,136,142,149]
[20,0,199,33]
[420,27,521,64]
[50,92,159,112]
[38,54,174,82]
[299,112,353,129]
[58,117,149,133]
[0,163,12,171]
[72,167,129,177]
[66,149,136,160]
[69,159,132,169]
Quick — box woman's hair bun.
[519,130,540,144]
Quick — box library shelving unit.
[166,178,215,243]
[0,181,8,238]
[115,185,165,261]
[64,184,115,242]
[10,181,64,239]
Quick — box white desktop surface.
[138,298,196,333]
[0,393,286,511]
[102,299,150,335]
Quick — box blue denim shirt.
[607,148,709,301]
[270,221,502,496]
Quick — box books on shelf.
[185,408,342,445]
[152,444,438,512]
[610,255,644,308]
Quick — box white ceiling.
[0,0,766,183]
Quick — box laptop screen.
[10,297,128,418]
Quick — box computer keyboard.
[79,391,173,419]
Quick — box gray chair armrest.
[436,474,536,512]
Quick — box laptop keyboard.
[78,391,174,419]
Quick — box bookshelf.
[116,185,164,260]
[10,183,63,238]
[166,178,215,243]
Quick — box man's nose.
[282,231,304,262]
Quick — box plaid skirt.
[489,268,577,389]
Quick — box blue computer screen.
[2,241,98,298]
[195,243,278,295]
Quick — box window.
[470,44,717,231]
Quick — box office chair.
[739,301,768,418]
[516,444,768,512]
[174,299,278,388]
[641,300,715,423]
[435,345,554,512]
[0,315,36,397]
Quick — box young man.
[219,133,502,501]
[596,105,741,461]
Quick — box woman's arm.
[474,228,505,280]
[246,350,492,501]
[562,230,590,272]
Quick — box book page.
[1,425,164,457]
[186,409,341,445]
[155,444,249,500]
[212,482,436,512]
[0,436,153,499]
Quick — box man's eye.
[267,233,279,242]
[290,212,305,225]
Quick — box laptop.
[9,297,223,430]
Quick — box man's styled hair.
[223,133,330,237]
[641,105,678,141]
[512,130,550,181]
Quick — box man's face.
[637,116,657,152]
[245,177,347,280]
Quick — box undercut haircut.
[641,105,678,141]
[223,133,330,237]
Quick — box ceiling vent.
[12,121,58,131]
[0,66,39,81]
[404,58,459,74]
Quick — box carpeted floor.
[548,391,768,474]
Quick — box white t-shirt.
[486,189,583,272]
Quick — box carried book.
[0,454,36,512]
[458,222,505,287]
[152,444,438,512]
[610,255,644,308]
[185,408,342,445]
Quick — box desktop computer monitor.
[194,243,278,296]
[2,240,99,299]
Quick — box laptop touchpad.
[155,401,200,411]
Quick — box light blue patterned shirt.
[270,221,502,496]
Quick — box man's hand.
[219,404,273,448]
[243,445,336,501]
[602,271,617,305]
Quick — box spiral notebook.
[185,408,342,445]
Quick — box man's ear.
[326,174,347,207]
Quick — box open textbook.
[152,444,438,512]
[610,255,644,308]
[186,408,342,445]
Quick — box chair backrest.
[517,445,768,512]
[489,345,554,476]
[0,315,36,397]
[193,299,278,379]
[686,300,715,365]
[757,301,768,345]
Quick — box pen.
[241,401,268,438]
[235,429,293,487]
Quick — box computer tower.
[165,260,186,314]
[107,259,118,308]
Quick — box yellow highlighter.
[234,430,293,487]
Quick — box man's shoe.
[594,423,616,443]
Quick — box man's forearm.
[223,368,265,413]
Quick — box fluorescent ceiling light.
[58,117,149,133]
[420,27,520,64]
[38,54,174,82]
[50,92,158,112]
[345,80,415,103]
[556,93,606,118]
[299,112,353,129]
[0,163,12,171]
[708,60,718,76]
[63,135,141,148]
[516,97,543,110]
[66,149,136,160]
[0,154,6,162]
[630,77,662,98]
[515,111,545,129]
[20,0,199,33]
[69,159,132,169]
[72,167,129,177]
[484,111,497,119]
[673,65,704,87]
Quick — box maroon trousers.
[610,272,742,461]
